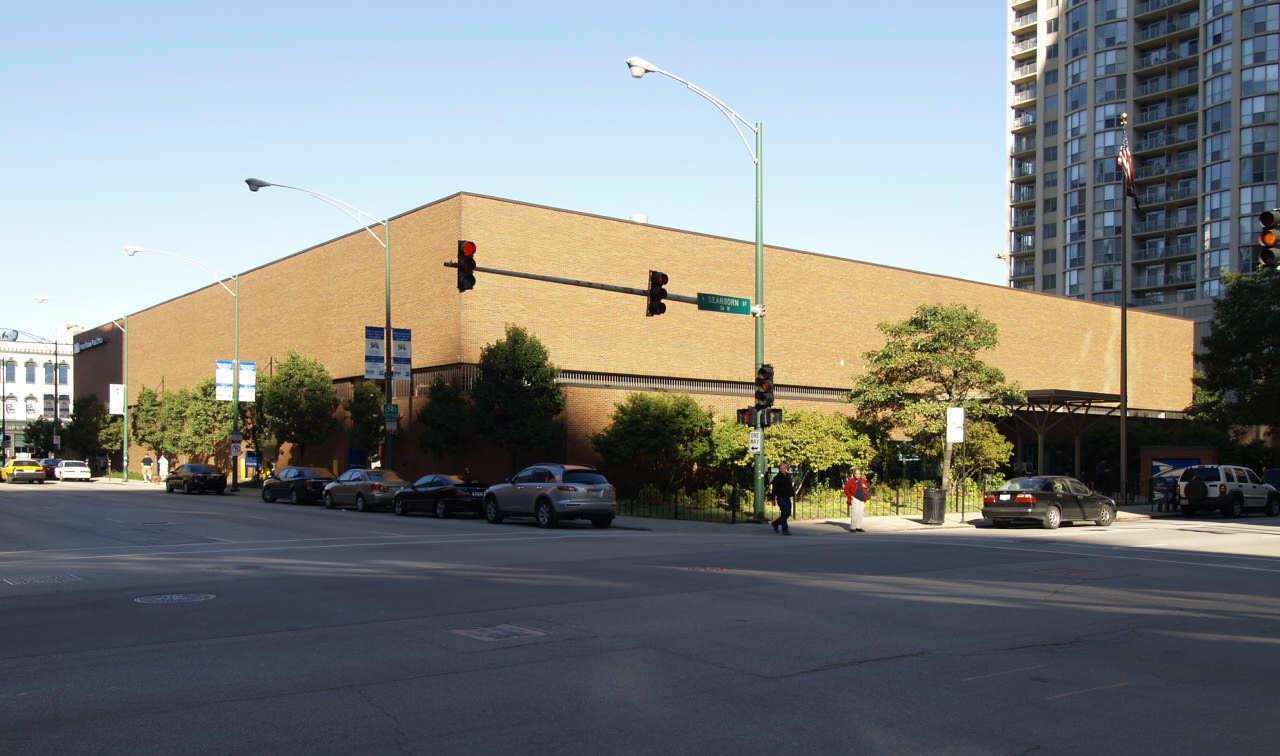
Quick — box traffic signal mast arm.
[442,261,702,305]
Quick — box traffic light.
[736,407,755,426]
[762,408,783,427]
[457,240,477,292]
[754,363,775,412]
[1260,209,1280,269]
[646,270,669,316]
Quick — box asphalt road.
[2,482,1280,755]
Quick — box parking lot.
[3,482,1280,755]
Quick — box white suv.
[1177,465,1280,518]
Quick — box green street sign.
[696,292,752,315]
[383,403,399,420]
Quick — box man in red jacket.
[843,469,870,533]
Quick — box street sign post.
[696,293,752,315]
[230,441,242,458]
[108,384,125,416]
[748,430,762,454]
[383,403,398,420]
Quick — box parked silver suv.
[484,464,616,528]
[1177,464,1280,518]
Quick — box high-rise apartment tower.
[1007,0,1278,345]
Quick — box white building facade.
[1,333,74,458]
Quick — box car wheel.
[394,498,406,516]
[535,499,558,529]
[590,516,613,529]
[435,499,449,519]
[484,496,504,524]
[1041,506,1061,530]
[262,486,274,503]
[165,483,173,493]
[1221,496,1243,519]
[1094,503,1116,528]
[290,488,302,506]
[355,494,367,513]
[1267,496,1280,518]
[183,481,193,495]
[323,491,335,509]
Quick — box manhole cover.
[450,624,547,642]
[3,573,83,586]
[133,593,216,604]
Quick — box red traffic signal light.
[754,364,775,411]
[457,240,477,291]
[1260,210,1279,269]
[646,270,669,316]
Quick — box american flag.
[1116,130,1144,217]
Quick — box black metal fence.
[616,479,990,524]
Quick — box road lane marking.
[0,532,640,565]
[1046,682,1128,700]
[962,664,1046,682]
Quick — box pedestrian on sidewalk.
[844,468,870,533]
[141,455,154,483]
[770,462,794,535]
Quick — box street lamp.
[245,178,395,467]
[110,315,129,482]
[124,246,242,490]
[625,56,769,520]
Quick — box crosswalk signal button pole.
[1260,209,1280,269]
[457,240,477,292]
[646,270,669,316]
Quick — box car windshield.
[1180,466,1220,482]
[297,467,331,479]
[186,464,216,474]
[999,477,1051,492]
[64,461,88,468]
[368,471,405,483]
[564,470,609,485]
[439,475,466,485]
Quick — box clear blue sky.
[4,1,1009,339]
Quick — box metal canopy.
[1010,389,1123,478]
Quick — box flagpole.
[1119,112,1131,507]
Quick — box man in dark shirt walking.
[770,462,795,535]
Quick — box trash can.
[922,488,947,525]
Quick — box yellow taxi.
[1,458,46,484]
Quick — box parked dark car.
[165,464,227,495]
[261,466,335,505]
[40,458,61,480]
[322,468,407,512]
[483,464,616,528]
[983,476,1116,529]
[393,474,488,517]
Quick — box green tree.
[62,394,108,458]
[346,380,385,458]
[850,304,1024,490]
[99,415,122,466]
[471,325,565,467]
[131,387,168,458]
[944,419,1014,484]
[1194,270,1280,432]
[177,379,233,461]
[260,351,339,464]
[763,409,874,496]
[240,376,276,474]
[23,416,56,456]
[592,393,714,496]
[417,377,472,458]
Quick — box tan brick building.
[74,192,1196,480]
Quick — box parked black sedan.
[983,475,1116,529]
[261,466,335,504]
[165,464,227,495]
[393,474,488,517]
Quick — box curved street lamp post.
[125,246,241,490]
[625,57,768,519]
[246,179,395,468]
